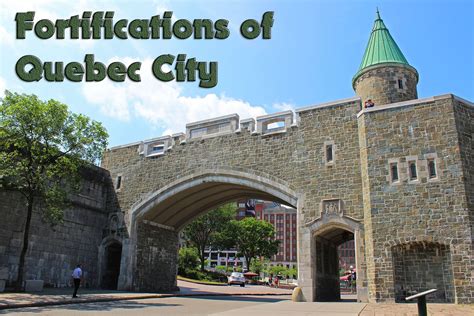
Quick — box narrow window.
[116,175,122,190]
[409,161,418,180]
[326,144,333,162]
[390,163,399,182]
[428,159,437,179]
[398,79,403,89]
[152,144,164,153]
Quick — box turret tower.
[353,10,418,106]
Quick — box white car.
[228,272,245,287]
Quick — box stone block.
[292,287,304,302]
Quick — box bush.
[178,247,200,275]
[180,268,228,282]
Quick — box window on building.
[398,79,403,89]
[390,162,399,183]
[326,144,333,162]
[409,161,418,180]
[428,159,437,179]
[152,144,164,153]
[116,175,122,190]
[267,121,285,131]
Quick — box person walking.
[72,264,82,298]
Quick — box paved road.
[1,295,367,316]
[0,280,292,309]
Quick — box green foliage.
[250,258,269,275]
[0,90,108,224]
[267,265,297,279]
[220,217,279,269]
[1,90,108,288]
[215,265,234,273]
[182,203,236,271]
[178,247,200,274]
[269,265,287,277]
[287,266,298,279]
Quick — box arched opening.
[130,170,297,231]
[101,241,122,290]
[121,170,299,292]
[392,242,454,303]
[314,226,355,301]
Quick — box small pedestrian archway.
[313,226,354,301]
[117,169,300,292]
[99,237,123,290]
[306,204,366,302]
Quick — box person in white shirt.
[72,264,82,298]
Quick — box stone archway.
[98,237,123,290]
[117,169,299,292]
[303,199,368,302]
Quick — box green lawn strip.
[177,275,227,286]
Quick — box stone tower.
[353,10,418,106]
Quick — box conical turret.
[353,10,418,106]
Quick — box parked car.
[228,272,245,287]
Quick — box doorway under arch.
[314,226,355,301]
[101,241,122,290]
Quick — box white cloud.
[82,57,268,135]
[273,102,295,112]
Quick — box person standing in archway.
[72,264,83,298]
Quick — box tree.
[0,91,108,289]
[178,247,200,275]
[182,203,236,271]
[269,265,287,277]
[249,258,269,275]
[223,217,279,270]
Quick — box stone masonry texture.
[357,97,473,303]
[0,167,112,288]
[1,94,472,303]
[99,93,473,304]
[354,64,418,106]
[1,73,472,304]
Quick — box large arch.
[117,169,300,292]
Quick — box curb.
[0,292,292,310]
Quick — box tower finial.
[376,7,381,20]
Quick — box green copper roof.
[353,10,411,83]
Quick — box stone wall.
[453,99,474,302]
[0,167,112,288]
[135,221,179,292]
[101,97,366,299]
[100,93,472,303]
[353,64,418,106]
[357,95,473,303]
[392,242,454,303]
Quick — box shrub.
[178,247,200,275]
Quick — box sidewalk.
[1,282,472,315]
[359,302,474,316]
[0,280,292,310]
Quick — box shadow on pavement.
[188,295,289,303]
[0,301,181,314]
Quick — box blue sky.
[1,0,473,147]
